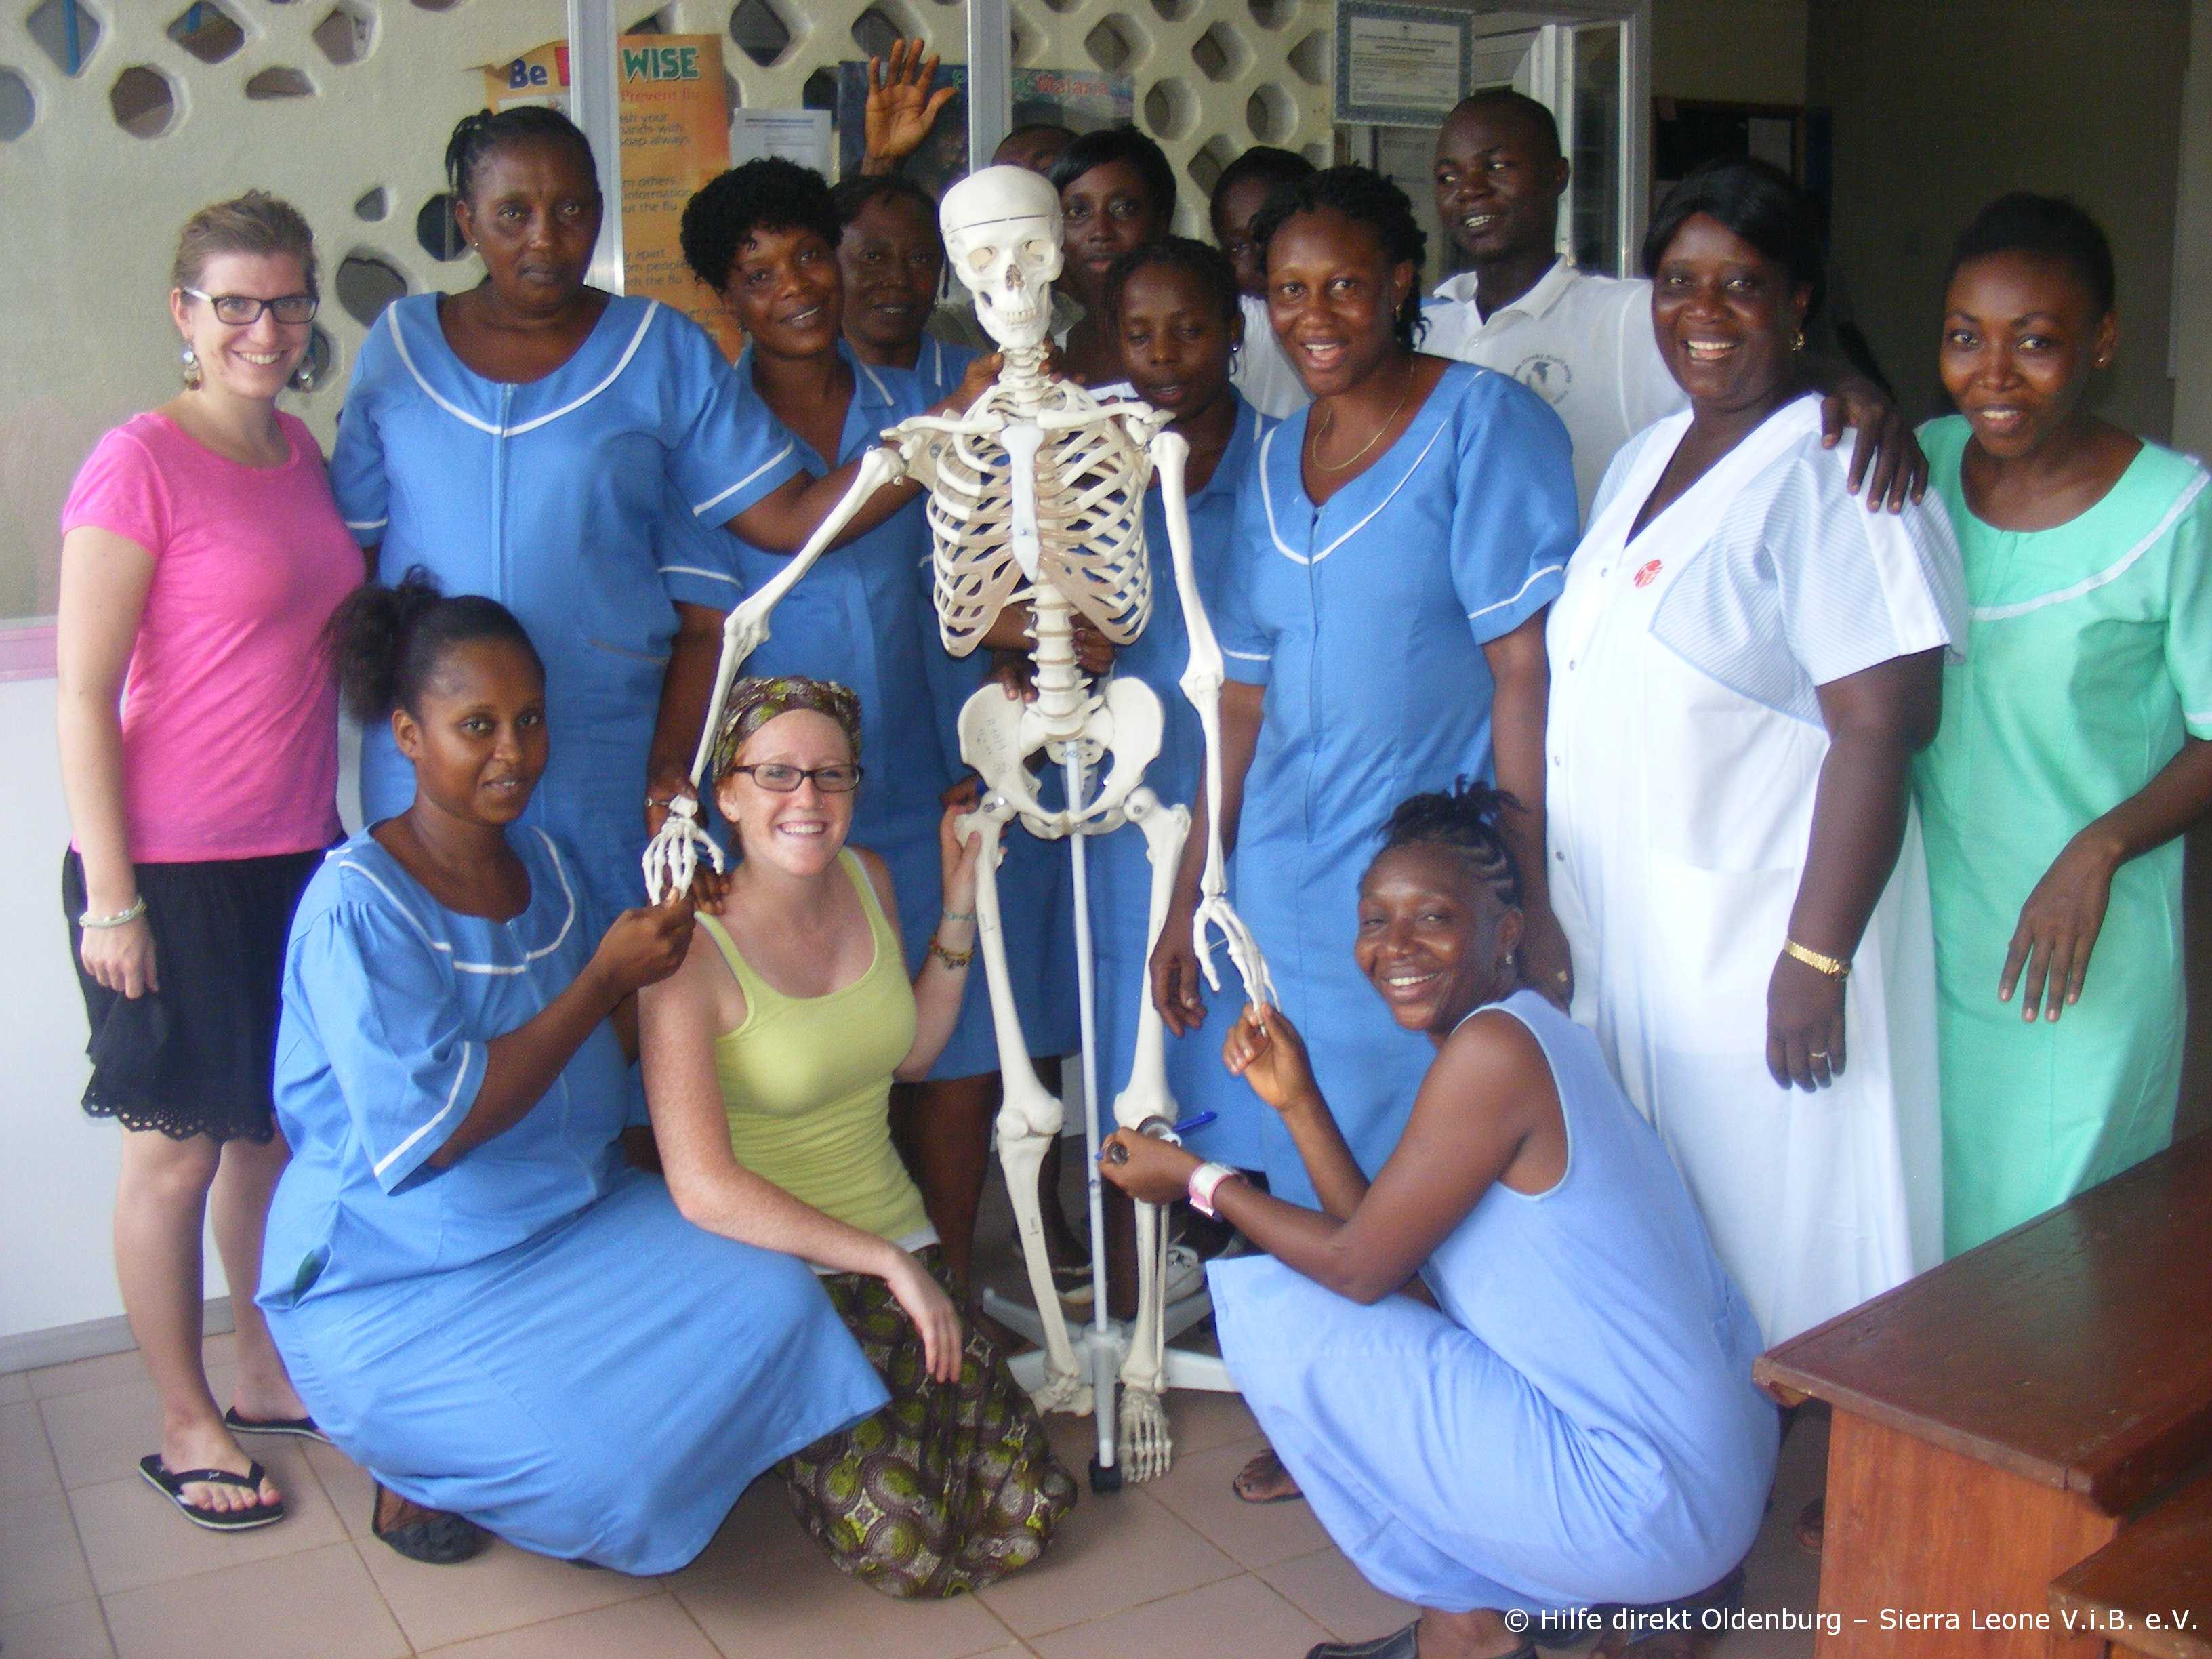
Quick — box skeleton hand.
[1193,891,1277,1024]
[646,777,729,906]
[642,796,726,907]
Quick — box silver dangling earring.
[179,344,201,390]
[291,360,316,393]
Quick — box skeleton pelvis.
[958,676,1166,838]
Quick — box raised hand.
[863,39,956,173]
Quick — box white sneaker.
[1163,1243,1206,1305]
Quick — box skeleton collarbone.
[911,380,1160,658]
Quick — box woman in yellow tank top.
[640,676,1074,1597]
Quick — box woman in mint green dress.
[1914,194,2212,1257]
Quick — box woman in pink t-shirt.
[56,193,362,1534]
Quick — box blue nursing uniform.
[728,346,963,1025]
[1187,361,1577,1197]
[258,827,884,1573]
[330,293,804,918]
[1210,991,1777,1616]
[1086,397,1266,1122]
[918,579,1080,1081]
[910,334,979,404]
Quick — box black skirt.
[62,848,325,1144]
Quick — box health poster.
[484,36,741,359]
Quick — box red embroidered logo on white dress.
[1633,559,1663,589]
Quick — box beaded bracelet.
[79,895,148,930]
[928,935,976,970]
[941,908,977,924]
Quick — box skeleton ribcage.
[923,396,1155,658]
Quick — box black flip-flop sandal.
[223,1406,332,1447]
[372,1483,488,1565]
[138,1454,286,1532]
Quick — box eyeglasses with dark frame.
[728,762,863,794]
[182,289,320,326]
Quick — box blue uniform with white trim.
[909,333,979,404]
[1083,396,1266,1123]
[1184,361,1577,1195]
[1210,990,1776,1617]
[329,293,804,917]
[258,827,884,1573]
[725,346,968,1054]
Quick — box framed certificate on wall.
[1335,1,1472,128]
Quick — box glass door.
[1338,1,1647,285]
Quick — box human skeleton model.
[643,166,1273,1484]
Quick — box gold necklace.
[1308,364,1416,472]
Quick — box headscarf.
[708,675,863,783]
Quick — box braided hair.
[331,567,543,724]
[1375,779,1522,910]
[443,106,598,203]
[1250,166,1427,352]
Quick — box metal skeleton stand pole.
[1059,744,1121,1488]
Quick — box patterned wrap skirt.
[779,1247,1077,1597]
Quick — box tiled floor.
[1,1181,1830,1659]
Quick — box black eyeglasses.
[729,762,863,794]
[183,289,319,325]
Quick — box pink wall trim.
[0,623,58,682]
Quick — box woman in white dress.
[1546,158,1967,1354]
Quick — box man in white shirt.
[1422,89,1920,520]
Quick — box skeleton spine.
[1029,583,1091,747]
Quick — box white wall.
[0,676,136,1350]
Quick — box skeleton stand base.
[981,1292,1236,1493]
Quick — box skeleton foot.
[642,796,724,906]
[1118,1382,1174,1482]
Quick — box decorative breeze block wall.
[0,0,1332,619]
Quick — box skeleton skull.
[942,165,1064,353]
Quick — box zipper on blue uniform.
[1303,513,1322,844]
[495,385,513,602]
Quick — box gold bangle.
[1782,938,1851,980]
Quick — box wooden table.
[2049,1475,2212,1659]
[1755,1132,2212,1658]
